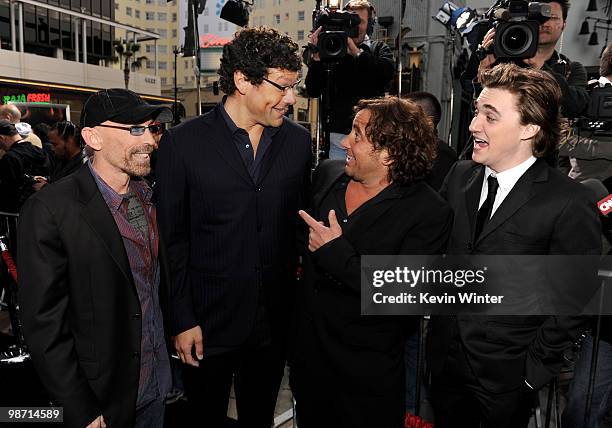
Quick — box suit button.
[132,313,141,320]
[256,187,262,192]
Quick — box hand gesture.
[347,37,361,57]
[308,27,322,62]
[174,325,203,367]
[477,28,497,80]
[299,209,343,252]
[85,415,106,428]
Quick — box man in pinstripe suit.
[156,27,312,427]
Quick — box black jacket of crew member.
[305,38,394,135]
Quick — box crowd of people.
[1,0,612,427]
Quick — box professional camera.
[576,85,612,134]
[312,4,361,61]
[491,1,551,59]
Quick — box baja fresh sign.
[2,93,51,103]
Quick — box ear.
[233,70,250,95]
[81,127,102,152]
[520,123,540,141]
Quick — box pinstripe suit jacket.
[155,105,312,353]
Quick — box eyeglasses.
[96,122,165,136]
[262,77,301,94]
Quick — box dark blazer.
[428,159,601,393]
[17,165,168,427]
[291,161,452,412]
[155,107,312,351]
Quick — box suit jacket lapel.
[75,166,134,287]
[204,109,253,186]
[257,126,284,186]
[313,161,346,211]
[463,165,484,242]
[476,159,546,244]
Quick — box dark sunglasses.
[96,122,165,136]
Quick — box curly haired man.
[155,27,312,426]
[290,96,452,427]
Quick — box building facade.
[0,0,170,125]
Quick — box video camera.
[433,0,551,60]
[491,1,551,59]
[312,1,361,61]
[577,85,612,135]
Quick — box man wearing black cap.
[18,88,173,428]
[0,119,50,212]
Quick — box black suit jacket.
[291,161,453,396]
[17,165,169,427]
[155,107,312,351]
[428,159,601,393]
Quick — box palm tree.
[112,40,147,89]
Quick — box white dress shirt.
[478,156,537,218]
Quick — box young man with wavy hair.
[428,63,601,428]
[155,27,312,426]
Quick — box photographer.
[477,0,589,119]
[0,120,50,213]
[304,0,394,160]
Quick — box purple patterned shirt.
[88,161,171,408]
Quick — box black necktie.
[474,175,499,241]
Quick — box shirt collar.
[218,95,282,137]
[484,156,537,194]
[87,159,152,211]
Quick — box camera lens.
[321,34,344,57]
[500,24,533,56]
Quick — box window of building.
[284,12,289,20]
[217,22,222,31]
[145,0,153,4]
[146,60,154,69]
[297,30,304,40]
[298,10,305,21]
[184,60,188,69]
[158,29,167,38]
[135,10,140,18]
[172,29,177,37]
[158,45,167,54]
[158,12,167,21]
[184,76,189,83]
[115,3,119,10]
[146,11,154,20]
[204,7,209,16]
[273,14,280,24]
[146,44,153,53]
[224,22,228,31]
[126,6,132,16]
[161,77,167,85]
[172,13,177,22]
[203,24,209,33]
[159,61,167,70]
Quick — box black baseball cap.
[80,88,173,128]
[0,119,18,136]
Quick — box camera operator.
[304,0,394,160]
[558,43,612,184]
[477,0,589,119]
